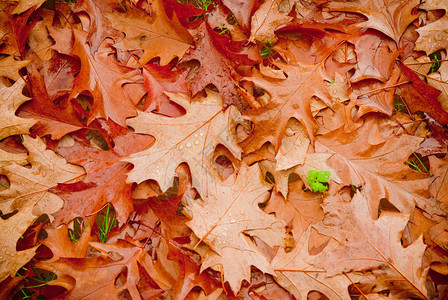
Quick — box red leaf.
[398,62,448,125]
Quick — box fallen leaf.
[240,60,331,154]
[0,55,29,81]
[398,62,448,125]
[415,0,448,54]
[0,78,36,140]
[0,135,84,281]
[125,90,242,195]
[185,162,285,292]
[315,117,439,218]
[53,122,154,225]
[272,228,358,299]
[313,192,428,299]
[182,22,253,111]
[249,0,292,44]
[54,29,143,126]
[325,0,419,43]
[106,0,193,65]
[11,0,46,15]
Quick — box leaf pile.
[1,0,448,299]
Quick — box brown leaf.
[125,90,242,195]
[52,28,142,126]
[325,0,419,43]
[0,136,84,282]
[315,117,440,218]
[222,0,259,30]
[182,22,253,110]
[249,0,292,44]
[351,31,401,82]
[415,0,448,54]
[0,55,29,81]
[0,78,36,140]
[185,162,285,292]
[11,0,46,14]
[429,155,448,212]
[272,228,358,299]
[313,192,428,298]
[36,239,163,299]
[241,60,331,153]
[142,63,189,115]
[106,0,193,65]
[53,123,154,225]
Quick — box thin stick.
[357,81,411,97]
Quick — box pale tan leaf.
[0,78,36,140]
[185,162,286,292]
[313,192,428,299]
[415,0,448,54]
[0,56,29,81]
[125,90,242,195]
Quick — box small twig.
[357,81,411,98]
[397,96,414,121]
[404,59,448,65]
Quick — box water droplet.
[230,219,235,223]
[199,131,204,136]
[285,127,294,136]
[194,140,200,146]
[186,142,192,148]
[194,134,198,138]
[4,251,10,255]
[179,144,184,150]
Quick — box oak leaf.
[0,202,39,282]
[20,64,85,140]
[350,31,401,83]
[272,228,358,299]
[182,22,254,111]
[427,61,448,113]
[185,162,285,292]
[0,148,27,167]
[26,10,53,60]
[222,0,258,30]
[11,0,46,14]
[73,0,122,55]
[415,0,448,54]
[351,67,401,118]
[313,192,428,298]
[0,55,29,81]
[42,224,92,260]
[0,136,84,282]
[249,0,292,44]
[125,90,242,195]
[258,151,339,198]
[142,64,189,115]
[429,155,448,212]
[167,243,221,299]
[36,239,163,299]
[52,28,142,126]
[105,0,193,65]
[325,0,419,43]
[241,60,331,154]
[398,62,448,125]
[315,117,440,218]
[0,78,36,140]
[53,123,154,225]
[264,180,324,246]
